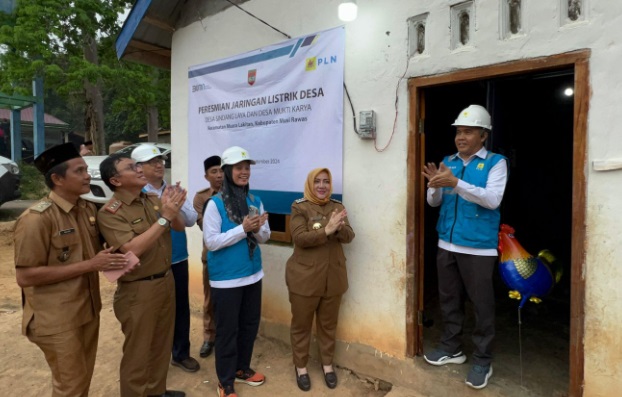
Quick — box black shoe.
[322,366,338,389]
[199,341,214,358]
[295,366,311,392]
[171,357,200,372]
[148,391,186,397]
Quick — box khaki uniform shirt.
[97,190,172,281]
[285,199,355,297]
[193,187,215,262]
[14,191,102,336]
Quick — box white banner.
[187,26,345,214]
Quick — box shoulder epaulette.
[295,198,307,204]
[330,198,342,204]
[30,200,52,213]
[104,198,122,214]
[248,193,255,201]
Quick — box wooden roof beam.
[143,14,175,33]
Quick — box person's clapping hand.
[427,163,458,188]
[422,162,439,182]
[242,214,261,233]
[161,185,187,221]
[252,212,269,233]
[325,209,347,236]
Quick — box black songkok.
[203,155,221,172]
[34,143,81,175]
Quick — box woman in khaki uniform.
[286,168,355,392]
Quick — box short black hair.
[43,162,70,190]
[84,140,93,146]
[100,152,131,191]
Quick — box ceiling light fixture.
[338,0,358,22]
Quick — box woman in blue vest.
[203,146,270,397]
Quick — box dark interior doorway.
[421,69,573,396]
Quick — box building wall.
[170,1,622,395]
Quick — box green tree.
[0,0,170,153]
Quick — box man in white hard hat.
[422,104,508,390]
[131,144,201,374]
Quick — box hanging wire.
[222,0,291,39]
[518,307,524,387]
[374,54,410,152]
[343,83,359,135]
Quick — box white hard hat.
[452,104,492,130]
[221,146,256,166]
[131,144,169,162]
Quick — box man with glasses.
[97,151,188,397]
[132,144,201,373]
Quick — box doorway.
[405,51,589,397]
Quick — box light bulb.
[338,1,358,22]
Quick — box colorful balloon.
[497,224,562,308]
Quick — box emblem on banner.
[305,57,317,72]
[248,69,257,85]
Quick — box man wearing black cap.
[13,143,128,396]
[192,155,223,358]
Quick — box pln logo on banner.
[305,57,317,72]
[248,69,257,86]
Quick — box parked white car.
[81,143,172,204]
[0,155,20,206]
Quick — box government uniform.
[285,198,355,368]
[192,186,216,345]
[14,192,102,397]
[97,190,175,397]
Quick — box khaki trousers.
[114,272,175,397]
[288,292,342,368]
[27,316,99,397]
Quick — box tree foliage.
[0,0,170,150]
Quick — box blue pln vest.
[437,152,507,249]
[207,194,263,281]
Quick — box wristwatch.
[157,217,170,228]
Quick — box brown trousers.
[28,316,100,397]
[288,292,342,368]
[114,272,175,397]
[202,257,216,342]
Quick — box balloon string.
[518,307,524,388]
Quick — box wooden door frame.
[405,50,589,397]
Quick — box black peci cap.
[34,143,81,175]
[203,155,221,171]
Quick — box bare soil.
[0,220,388,397]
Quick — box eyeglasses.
[140,157,165,166]
[116,163,143,174]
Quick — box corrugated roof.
[0,108,68,126]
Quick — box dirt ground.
[0,218,389,397]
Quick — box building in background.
[116,1,620,396]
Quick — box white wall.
[171,1,622,394]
